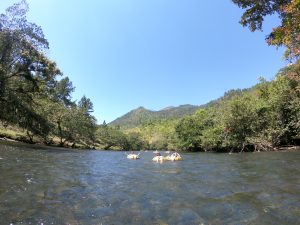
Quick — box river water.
[0,141,300,225]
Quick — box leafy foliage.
[232,0,300,60]
[0,0,61,140]
[120,64,300,152]
[176,63,300,151]
[0,1,97,147]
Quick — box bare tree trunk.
[26,130,34,143]
[240,143,245,153]
[57,120,64,146]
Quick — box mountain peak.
[109,104,200,128]
[135,106,147,111]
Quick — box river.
[0,141,300,225]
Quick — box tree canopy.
[232,0,300,60]
[0,1,97,147]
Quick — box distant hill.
[109,104,200,128]
[109,87,253,129]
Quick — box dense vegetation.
[121,70,300,152]
[0,1,299,152]
[0,1,98,148]
[0,1,148,150]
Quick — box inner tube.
[127,154,140,159]
[152,156,164,162]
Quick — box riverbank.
[1,128,299,153]
[0,125,94,150]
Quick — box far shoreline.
[0,137,299,154]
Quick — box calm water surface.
[0,141,300,225]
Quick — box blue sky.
[1,0,286,123]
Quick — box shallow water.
[0,141,300,225]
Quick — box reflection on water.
[0,141,300,225]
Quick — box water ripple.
[0,142,300,224]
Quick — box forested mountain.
[110,87,255,129]
[122,71,300,152]
[109,104,200,128]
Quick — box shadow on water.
[0,141,300,224]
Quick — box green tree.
[175,109,213,151]
[78,95,94,114]
[257,67,300,146]
[224,95,257,151]
[0,0,61,138]
[126,132,146,150]
[52,77,75,106]
[96,125,129,150]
